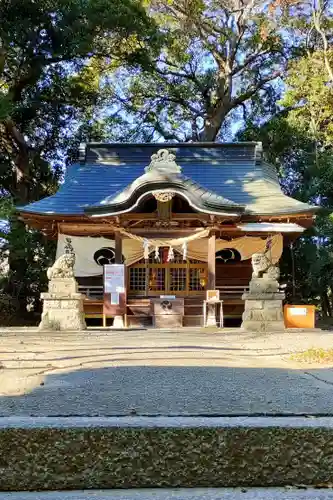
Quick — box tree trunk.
[200,107,229,142]
[329,286,333,316]
[5,217,30,315]
[5,128,31,315]
[321,290,332,318]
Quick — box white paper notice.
[104,264,125,294]
[110,293,120,305]
[290,308,307,316]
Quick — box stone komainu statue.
[47,238,75,280]
[251,252,280,281]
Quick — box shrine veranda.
[19,142,317,328]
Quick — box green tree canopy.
[0,0,159,203]
[101,0,304,142]
[0,0,160,318]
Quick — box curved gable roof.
[85,149,245,216]
[19,142,317,217]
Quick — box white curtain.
[56,233,283,277]
[56,234,145,276]
[186,234,283,263]
[56,234,114,277]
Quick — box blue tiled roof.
[20,143,315,216]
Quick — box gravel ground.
[1,489,333,500]
[1,328,333,416]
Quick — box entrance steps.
[85,296,244,327]
[1,416,333,491]
[126,297,244,327]
[126,297,205,327]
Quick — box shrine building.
[19,142,317,327]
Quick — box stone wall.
[0,418,333,490]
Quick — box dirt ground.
[0,327,333,416]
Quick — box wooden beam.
[58,223,116,235]
[115,232,122,264]
[145,259,149,297]
[123,228,209,235]
[118,213,211,221]
[19,210,316,227]
[207,232,216,290]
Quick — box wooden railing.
[79,284,251,300]
[216,285,249,295]
[217,284,285,296]
[80,284,284,298]
[78,285,103,300]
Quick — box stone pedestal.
[39,278,86,331]
[205,302,217,327]
[112,315,124,328]
[241,278,285,333]
[150,298,184,328]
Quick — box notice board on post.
[103,264,126,319]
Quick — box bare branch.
[231,71,281,107]
[153,120,183,141]
[312,0,333,81]
[230,48,271,76]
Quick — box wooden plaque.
[206,289,220,302]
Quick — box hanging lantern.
[199,269,206,287]
[149,271,156,289]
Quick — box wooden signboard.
[206,290,220,302]
[103,264,126,326]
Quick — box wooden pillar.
[145,259,149,297]
[115,232,122,264]
[207,232,216,290]
[114,232,125,327]
[206,232,217,327]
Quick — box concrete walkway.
[1,489,333,499]
[1,328,333,416]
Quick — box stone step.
[1,488,333,499]
[1,417,333,491]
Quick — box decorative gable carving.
[153,191,175,202]
[145,149,182,173]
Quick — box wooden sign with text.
[103,264,126,317]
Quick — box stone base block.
[153,314,183,328]
[48,277,78,294]
[242,293,285,303]
[243,308,284,322]
[39,294,86,331]
[40,292,84,303]
[249,278,279,294]
[242,320,285,332]
[241,282,285,333]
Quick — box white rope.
[118,228,210,248]
[167,246,174,262]
[143,239,150,260]
[182,241,187,261]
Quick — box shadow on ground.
[1,363,333,416]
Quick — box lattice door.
[128,248,207,296]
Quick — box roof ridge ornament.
[145,148,182,173]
